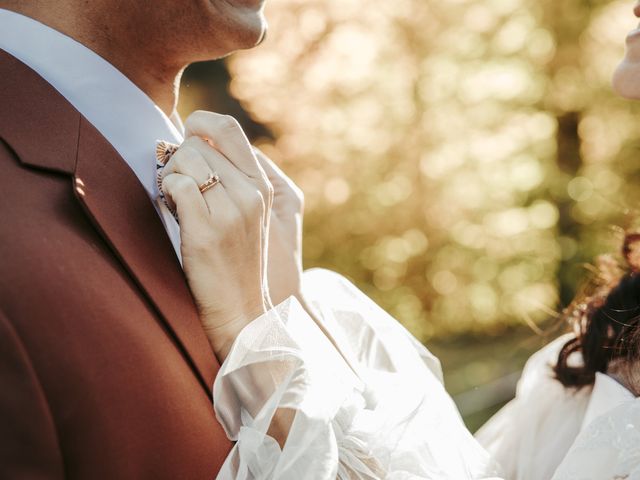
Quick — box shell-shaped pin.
[156,140,180,166]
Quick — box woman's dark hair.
[555,232,640,395]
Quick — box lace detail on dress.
[551,400,640,480]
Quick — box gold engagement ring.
[199,173,221,194]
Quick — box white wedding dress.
[477,334,640,480]
[212,269,640,479]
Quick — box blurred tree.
[538,0,626,305]
[176,0,640,425]
[178,0,640,345]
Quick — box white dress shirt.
[0,8,184,259]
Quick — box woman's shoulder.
[476,335,593,479]
[551,397,640,479]
[516,334,578,396]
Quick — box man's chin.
[255,23,268,47]
[198,22,266,61]
[612,61,640,100]
[246,13,268,47]
[230,14,268,51]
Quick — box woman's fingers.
[253,148,301,195]
[158,129,275,361]
[184,112,274,209]
[184,111,263,180]
[162,144,213,185]
[182,136,273,222]
[161,173,212,235]
[162,140,238,217]
[172,137,244,189]
[161,145,210,211]
[253,147,304,214]
[161,138,270,244]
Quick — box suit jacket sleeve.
[0,309,65,479]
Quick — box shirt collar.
[0,8,184,200]
[580,372,636,433]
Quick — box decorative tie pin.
[155,140,180,221]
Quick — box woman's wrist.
[204,307,268,362]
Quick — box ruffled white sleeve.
[213,295,377,479]
[213,268,502,480]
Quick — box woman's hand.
[254,148,305,306]
[182,111,305,308]
[161,112,274,361]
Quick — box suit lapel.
[0,50,219,398]
[74,118,219,396]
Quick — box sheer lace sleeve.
[213,269,502,480]
[213,296,380,479]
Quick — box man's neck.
[1,2,182,116]
[96,49,183,117]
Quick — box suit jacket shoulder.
[0,50,232,479]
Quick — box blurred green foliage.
[179,0,640,424]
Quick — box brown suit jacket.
[0,50,233,478]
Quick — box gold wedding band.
[199,173,221,194]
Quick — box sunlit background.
[179,0,640,430]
